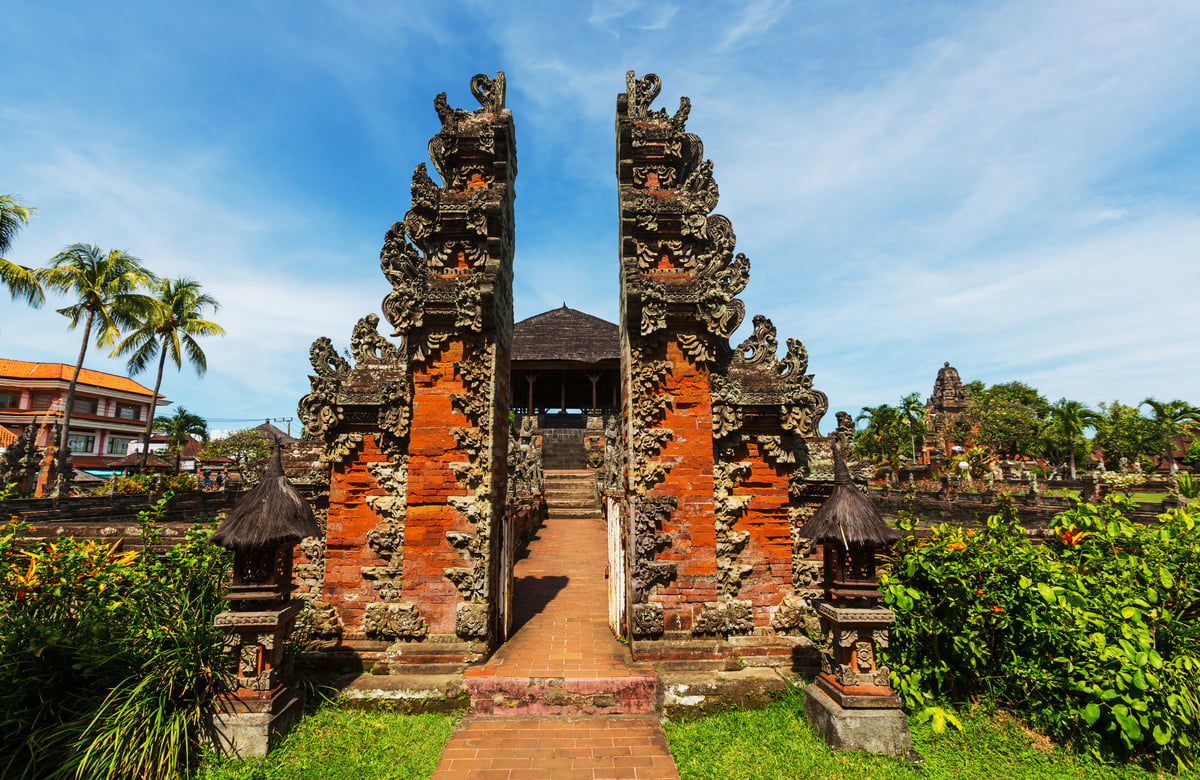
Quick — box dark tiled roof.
[512,305,619,364]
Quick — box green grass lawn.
[194,706,460,780]
[192,689,1195,780]
[663,687,1194,780]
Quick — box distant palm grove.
[0,193,224,496]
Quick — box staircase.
[543,470,601,520]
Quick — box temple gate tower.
[613,72,834,667]
[294,73,516,664]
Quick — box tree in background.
[0,194,43,307]
[36,245,156,497]
[898,392,927,463]
[1046,398,1101,480]
[111,278,224,472]
[157,407,208,470]
[1140,398,1200,475]
[1094,401,1156,469]
[201,428,271,473]
[854,403,909,477]
[965,381,1049,460]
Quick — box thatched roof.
[255,422,298,445]
[797,447,901,547]
[210,446,319,551]
[512,304,619,364]
[107,451,173,469]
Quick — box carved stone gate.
[285,71,843,672]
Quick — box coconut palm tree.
[1140,398,1200,476]
[111,278,224,471]
[158,407,209,470]
[36,244,157,496]
[1046,398,1101,480]
[898,391,927,464]
[0,194,43,306]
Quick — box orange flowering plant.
[880,496,1200,770]
[0,495,231,777]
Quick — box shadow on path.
[510,574,569,632]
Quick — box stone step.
[547,504,600,516]
[461,673,658,716]
[544,497,598,509]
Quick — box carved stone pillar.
[296,73,515,662]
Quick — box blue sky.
[3,0,1198,435]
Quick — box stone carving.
[713,455,752,600]
[455,602,489,639]
[631,602,664,638]
[351,313,404,364]
[630,495,676,604]
[364,602,427,640]
[693,599,753,636]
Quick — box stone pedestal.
[205,686,304,758]
[803,683,911,756]
[205,600,305,757]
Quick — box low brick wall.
[2,490,244,550]
[869,489,1176,535]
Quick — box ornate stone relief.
[363,602,427,641]
[629,495,676,638]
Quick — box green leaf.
[1036,582,1054,602]
[1159,568,1174,589]
[1018,575,1032,589]
[1113,709,1142,740]
[1083,702,1101,725]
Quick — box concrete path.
[433,471,680,778]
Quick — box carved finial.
[626,71,662,117]
[469,72,506,112]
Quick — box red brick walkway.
[433,474,679,778]
[433,716,678,779]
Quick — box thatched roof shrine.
[211,447,319,551]
[798,448,901,547]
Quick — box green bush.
[880,495,1200,770]
[0,495,231,778]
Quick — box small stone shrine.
[798,447,911,755]
[208,445,320,756]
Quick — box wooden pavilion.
[510,305,620,415]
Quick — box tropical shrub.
[880,496,1200,770]
[0,495,231,778]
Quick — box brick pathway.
[432,716,679,779]
[434,472,680,778]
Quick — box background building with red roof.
[0,358,168,474]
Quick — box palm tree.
[0,194,44,306]
[1046,398,1100,480]
[898,392,927,464]
[111,278,223,471]
[36,244,157,496]
[1140,398,1200,476]
[158,407,209,470]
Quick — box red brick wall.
[732,438,792,627]
[403,339,473,636]
[646,339,718,633]
[323,434,389,634]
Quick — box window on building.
[31,391,55,411]
[67,434,96,453]
[0,390,20,409]
[72,397,98,415]
[106,437,137,455]
[115,403,140,420]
